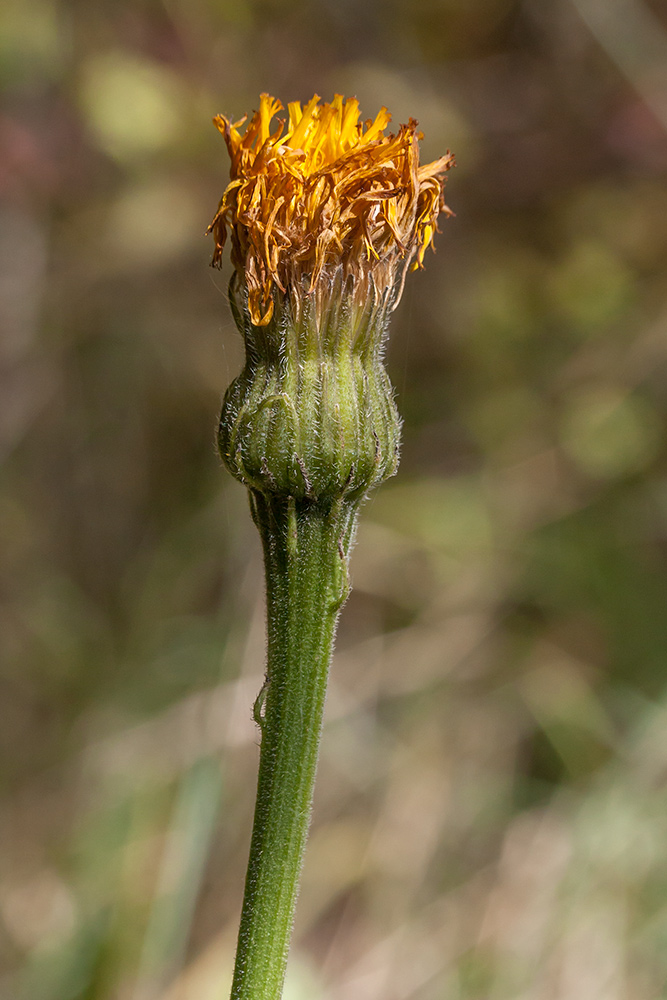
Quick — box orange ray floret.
[208,93,454,326]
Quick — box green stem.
[229,491,359,1000]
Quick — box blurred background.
[3,0,667,998]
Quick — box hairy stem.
[229,492,358,1000]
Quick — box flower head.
[208,93,454,326]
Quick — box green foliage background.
[2,1,667,997]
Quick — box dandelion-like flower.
[210,93,454,501]
[208,93,454,326]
